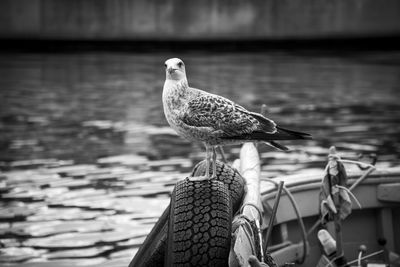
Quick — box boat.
[262,161,400,266]
[130,143,400,267]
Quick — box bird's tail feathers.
[225,128,311,142]
[249,112,276,133]
[265,141,289,151]
[276,126,312,140]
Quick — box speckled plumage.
[162,58,311,179]
[167,90,275,146]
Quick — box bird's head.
[165,58,187,81]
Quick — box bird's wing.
[182,91,276,137]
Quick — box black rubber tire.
[130,162,244,267]
[191,160,245,213]
[165,178,232,267]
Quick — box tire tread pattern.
[192,160,244,212]
[166,179,232,267]
[131,162,244,267]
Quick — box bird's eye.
[164,63,167,68]
[178,62,183,68]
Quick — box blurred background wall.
[0,0,400,40]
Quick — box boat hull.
[261,169,400,266]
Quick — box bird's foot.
[188,175,211,182]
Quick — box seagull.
[162,58,312,181]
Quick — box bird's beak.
[167,67,177,74]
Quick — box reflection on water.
[1,52,400,163]
[0,51,400,265]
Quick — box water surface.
[1,50,400,266]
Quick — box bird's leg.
[212,146,217,178]
[205,144,211,179]
[188,144,211,182]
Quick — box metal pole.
[265,181,285,248]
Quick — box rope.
[347,250,384,265]
[240,202,264,225]
[338,159,375,170]
[237,204,265,262]
[323,250,384,267]
[232,214,260,259]
[349,166,375,191]
[323,254,343,267]
[335,185,362,209]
